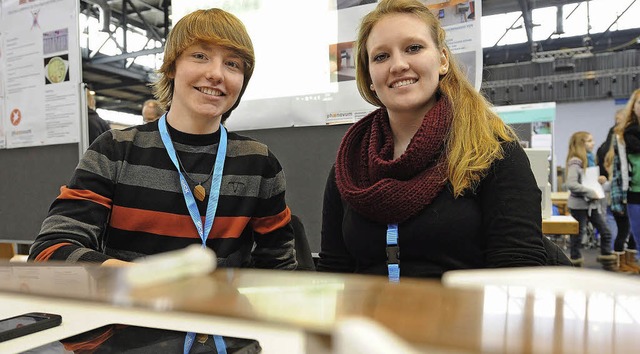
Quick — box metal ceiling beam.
[83,62,151,81]
[91,78,153,91]
[481,67,640,89]
[517,0,535,53]
[483,0,583,16]
[490,14,523,48]
[99,100,141,111]
[128,0,164,13]
[109,13,164,37]
[483,27,640,66]
[84,0,111,32]
[593,0,637,46]
[162,0,170,38]
[125,0,164,42]
[82,0,166,40]
[90,47,164,64]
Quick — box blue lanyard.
[184,333,227,354]
[386,223,399,282]
[158,114,227,354]
[158,114,226,248]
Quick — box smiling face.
[168,42,245,128]
[366,13,448,119]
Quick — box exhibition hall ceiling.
[81,0,638,115]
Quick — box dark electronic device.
[0,312,62,342]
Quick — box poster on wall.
[0,20,3,99]
[171,0,482,131]
[0,0,81,149]
[0,4,5,148]
[326,0,482,125]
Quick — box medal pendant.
[194,184,206,202]
[196,333,209,344]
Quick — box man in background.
[87,88,110,144]
[142,99,165,123]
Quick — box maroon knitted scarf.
[335,97,452,224]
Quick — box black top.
[88,109,111,144]
[318,141,547,278]
[597,126,614,178]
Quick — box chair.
[291,215,316,271]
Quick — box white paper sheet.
[584,166,605,199]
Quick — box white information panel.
[0,3,5,148]
[0,0,82,149]
[171,0,483,131]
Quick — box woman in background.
[565,131,615,269]
[318,0,548,280]
[602,134,640,274]
[603,129,640,273]
[618,88,640,265]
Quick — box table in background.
[551,191,570,215]
[542,215,579,235]
[0,243,14,259]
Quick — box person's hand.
[598,175,607,184]
[586,189,600,201]
[101,258,133,267]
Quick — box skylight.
[481,0,639,47]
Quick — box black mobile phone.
[0,312,62,342]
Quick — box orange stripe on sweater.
[62,325,117,352]
[251,207,291,234]
[57,186,112,210]
[110,205,250,239]
[34,243,72,262]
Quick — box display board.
[0,0,83,243]
[0,0,83,149]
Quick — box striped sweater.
[29,121,297,270]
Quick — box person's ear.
[166,65,176,79]
[439,50,449,75]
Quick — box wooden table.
[542,215,579,235]
[551,191,570,215]
[0,243,14,260]
[1,263,639,353]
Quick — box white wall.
[554,99,628,169]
